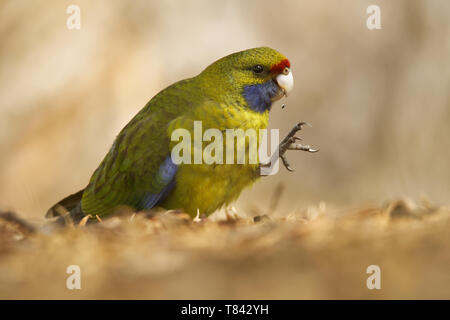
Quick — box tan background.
[1,0,449,219]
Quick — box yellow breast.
[161,102,269,216]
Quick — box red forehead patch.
[270,59,291,74]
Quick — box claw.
[296,122,312,130]
[280,154,294,172]
[288,144,320,153]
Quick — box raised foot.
[278,122,319,172]
[258,122,319,175]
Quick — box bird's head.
[199,47,293,113]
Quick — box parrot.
[46,47,318,224]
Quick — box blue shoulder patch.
[140,156,177,210]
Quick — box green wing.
[81,77,202,216]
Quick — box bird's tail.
[46,189,87,225]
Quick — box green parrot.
[47,47,317,224]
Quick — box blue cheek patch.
[243,81,279,113]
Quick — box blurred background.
[1,0,449,219]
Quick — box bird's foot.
[278,122,319,172]
[260,122,319,174]
[193,208,209,223]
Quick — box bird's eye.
[282,67,290,75]
[252,65,264,74]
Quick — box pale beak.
[275,68,294,97]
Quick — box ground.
[0,198,449,299]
